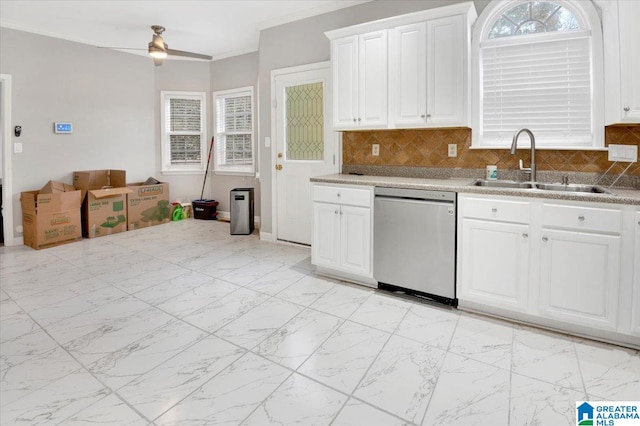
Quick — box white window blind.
[480,33,592,147]
[168,98,202,164]
[160,91,207,173]
[214,87,254,174]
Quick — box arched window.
[472,0,604,149]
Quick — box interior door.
[274,64,337,245]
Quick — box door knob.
[277,153,283,158]
[275,164,283,171]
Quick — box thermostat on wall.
[54,122,73,134]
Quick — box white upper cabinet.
[426,15,465,126]
[602,0,640,124]
[390,22,427,127]
[331,31,388,130]
[326,2,476,130]
[332,36,359,129]
[618,0,640,122]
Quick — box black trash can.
[230,188,254,235]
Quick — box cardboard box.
[73,170,132,238]
[40,180,76,194]
[21,189,82,249]
[126,182,171,230]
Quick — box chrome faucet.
[510,128,536,183]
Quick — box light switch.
[14,142,23,153]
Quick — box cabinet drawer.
[460,196,529,223]
[541,204,622,233]
[313,185,372,207]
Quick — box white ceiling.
[0,0,369,61]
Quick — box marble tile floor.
[1,219,639,425]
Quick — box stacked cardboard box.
[20,181,82,249]
[126,181,171,230]
[73,170,132,238]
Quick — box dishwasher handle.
[375,195,455,207]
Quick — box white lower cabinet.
[633,211,640,334]
[458,194,637,346]
[539,228,620,330]
[311,184,373,284]
[458,197,530,312]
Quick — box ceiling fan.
[147,25,212,66]
[102,25,213,66]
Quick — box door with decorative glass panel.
[274,63,337,245]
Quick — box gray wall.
[0,28,156,242]
[153,60,211,205]
[257,0,489,234]
[209,52,260,215]
[0,0,490,242]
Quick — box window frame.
[160,91,208,175]
[471,0,605,150]
[213,86,255,176]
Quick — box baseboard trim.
[259,232,274,241]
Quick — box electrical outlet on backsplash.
[341,126,640,187]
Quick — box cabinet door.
[392,22,427,127]
[619,0,640,122]
[358,30,388,128]
[312,202,341,269]
[539,229,620,330]
[339,205,372,276]
[332,36,359,129]
[458,218,530,312]
[426,15,464,126]
[633,212,640,334]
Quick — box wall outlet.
[16,225,23,234]
[448,144,457,157]
[372,144,380,156]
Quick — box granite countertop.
[311,173,640,206]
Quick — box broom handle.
[200,136,215,200]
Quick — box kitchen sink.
[468,179,536,189]
[535,183,613,194]
[468,179,614,195]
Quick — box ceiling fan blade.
[153,57,164,67]
[166,48,212,60]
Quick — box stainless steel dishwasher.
[374,187,456,305]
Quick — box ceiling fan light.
[148,45,167,59]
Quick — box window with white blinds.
[473,1,603,149]
[160,91,207,173]
[214,87,254,174]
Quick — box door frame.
[270,61,340,243]
[1,74,15,246]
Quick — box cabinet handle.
[542,236,548,242]
[334,209,339,215]
[336,193,341,197]
[353,118,357,122]
[522,233,528,239]
[420,114,426,118]
[491,208,498,213]
[340,211,343,216]
[624,106,630,112]
[358,118,361,122]
[578,215,585,222]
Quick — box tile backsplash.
[342,125,640,176]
